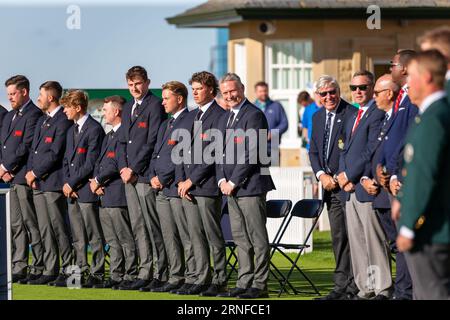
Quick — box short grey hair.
[219,73,244,87]
[315,75,340,93]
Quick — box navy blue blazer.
[63,115,105,203]
[363,110,396,209]
[378,95,418,182]
[216,99,276,197]
[0,105,7,142]
[27,108,72,192]
[118,91,166,183]
[0,101,43,185]
[93,125,126,208]
[309,100,357,177]
[178,102,226,197]
[339,100,385,202]
[150,108,191,198]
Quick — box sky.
[0,0,215,107]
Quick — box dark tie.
[74,123,80,142]
[132,103,140,118]
[165,117,174,136]
[323,112,333,167]
[107,129,114,139]
[226,111,235,128]
[41,115,51,128]
[195,109,203,121]
[378,113,390,140]
[9,110,20,131]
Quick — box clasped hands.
[336,172,355,193]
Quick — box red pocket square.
[106,151,115,158]
[200,133,208,140]
[77,147,87,154]
[138,122,147,128]
[168,139,177,146]
[44,136,53,144]
[234,137,244,144]
[14,130,23,137]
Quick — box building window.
[267,41,312,91]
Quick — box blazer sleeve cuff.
[399,226,415,240]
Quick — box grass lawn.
[13,231,394,300]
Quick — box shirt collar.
[199,99,215,114]
[359,99,374,110]
[402,84,409,92]
[48,106,62,118]
[231,98,247,115]
[75,113,89,130]
[18,99,31,113]
[419,90,446,115]
[386,107,393,120]
[172,107,186,120]
[112,123,121,132]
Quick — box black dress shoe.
[186,284,209,295]
[172,283,193,294]
[102,278,122,289]
[28,275,57,285]
[120,279,150,290]
[151,282,183,292]
[217,287,247,297]
[313,290,347,300]
[237,287,269,299]
[18,274,41,285]
[139,279,166,292]
[83,275,104,288]
[200,284,228,297]
[113,280,132,290]
[50,274,69,287]
[12,273,27,283]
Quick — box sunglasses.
[349,84,371,91]
[373,88,390,97]
[389,61,402,68]
[318,89,337,97]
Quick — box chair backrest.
[290,199,323,219]
[266,200,292,219]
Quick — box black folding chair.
[220,203,239,281]
[271,199,323,297]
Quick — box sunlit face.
[102,102,119,126]
[191,81,214,106]
[127,76,150,100]
[373,82,393,112]
[390,54,405,85]
[255,85,269,102]
[317,86,339,111]
[350,75,374,106]
[162,89,183,115]
[407,60,425,106]
[6,84,28,110]
[63,105,81,121]
[37,88,51,112]
[220,80,245,109]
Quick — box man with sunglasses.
[337,70,392,299]
[309,75,358,300]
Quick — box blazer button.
[71,163,74,167]
[3,146,5,149]
[157,155,160,158]
[35,151,38,154]
[129,140,132,144]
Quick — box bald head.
[374,74,399,112]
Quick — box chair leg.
[269,259,296,294]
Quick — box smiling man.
[308,75,358,300]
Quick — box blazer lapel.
[130,92,151,128]
[70,116,90,160]
[328,112,343,159]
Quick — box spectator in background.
[254,81,288,150]
[299,90,321,150]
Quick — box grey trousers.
[68,201,105,276]
[346,193,392,298]
[125,183,167,281]
[169,197,197,284]
[155,191,184,284]
[10,184,43,275]
[227,194,270,290]
[182,196,227,286]
[405,244,450,300]
[99,207,137,282]
[33,190,72,276]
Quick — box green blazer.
[447,78,450,104]
[398,96,450,246]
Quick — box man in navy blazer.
[90,95,137,290]
[1,75,43,283]
[24,81,72,285]
[177,72,228,296]
[147,81,195,293]
[0,104,7,141]
[62,90,106,288]
[308,75,358,300]
[117,66,167,291]
[337,71,392,299]
[216,73,275,299]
